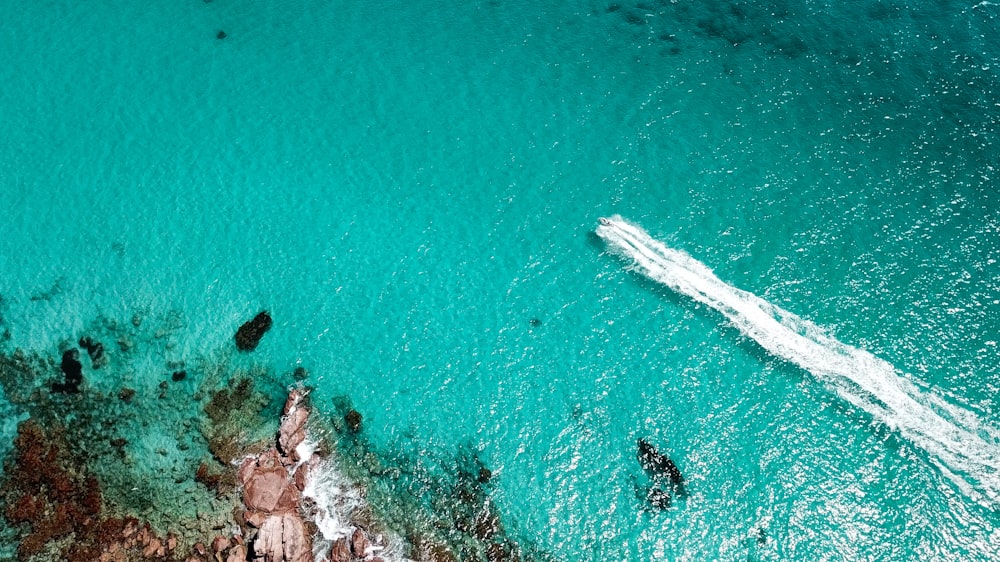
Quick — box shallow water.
[1,0,999,559]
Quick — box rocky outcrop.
[237,389,395,562]
[238,388,313,562]
[52,348,83,393]
[235,311,273,351]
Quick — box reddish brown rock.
[278,390,309,461]
[234,389,329,562]
[243,465,292,513]
[293,462,309,492]
[142,537,162,558]
[278,407,308,460]
[328,538,351,562]
[212,535,231,553]
[252,514,311,562]
[350,528,371,558]
[226,544,248,562]
[245,510,268,528]
[238,457,257,486]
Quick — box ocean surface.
[1,0,999,559]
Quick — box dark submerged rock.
[235,311,273,351]
[171,370,187,382]
[344,409,363,433]
[756,526,767,545]
[53,349,83,393]
[637,438,685,494]
[79,336,107,369]
[637,438,686,509]
[216,30,227,40]
[478,466,493,484]
[646,487,672,509]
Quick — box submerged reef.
[636,438,687,510]
[328,399,556,562]
[0,310,553,562]
[235,311,273,352]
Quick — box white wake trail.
[596,216,1000,507]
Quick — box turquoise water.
[1,0,999,559]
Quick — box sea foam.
[597,216,1000,508]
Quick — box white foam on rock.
[300,438,412,562]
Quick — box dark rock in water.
[756,526,767,545]
[478,466,492,484]
[623,11,646,25]
[345,409,363,433]
[171,370,187,382]
[118,387,135,402]
[52,349,83,393]
[292,366,309,381]
[529,318,541,327]
[637,438,686,495]
[235,311,272,351]
[646,487,672,509]
[78,336,107,369]
[216,30,227,40]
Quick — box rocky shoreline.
[0,309,555,562]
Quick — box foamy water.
[597,216,1000,508]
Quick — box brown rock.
[278,408,308,460]
[292,462,309,491]
[245,510,267,528]
[238,457,257,486]
[282,389,303,415]
[212,536,231,553]
[226,544,248,562]
[243,465,291,512]
[276,482,302,513]
[350,528,370,558]
[252,514,311,562]
[328,538,351,562]
[344,409,362,433]
[142,537,162,558]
